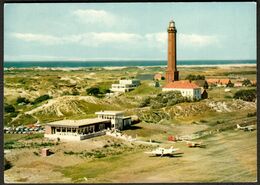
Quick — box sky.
[4,2,256,61]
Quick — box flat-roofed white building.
[162,80,201,100]
[95,111,131,130]
[110,79,140,92]
[44,118,111,141]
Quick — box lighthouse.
[166,20,179,83]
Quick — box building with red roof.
[162,80,202,100]
[206,78,231,87]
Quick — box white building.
[95,111,131,130]
[44,118,111,141]
[162,80,201,100]
[44,111,132,141]
[110,79,141,92]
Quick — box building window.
[99,124,105,131]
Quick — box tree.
[86,87,101,97]
[197,75,205,80]
[155,81,160,87]
[203,81,209,89]
[71,89,80,96]
[226,81,234,88]
[32,94,51,104]
[139,97,151,107]
[233,88,256,102]
[185,74,205,81]
[16,97,30,104]
[103,89,111,94]
[242,79,252,87]
[4,104,15,113]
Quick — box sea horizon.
[4,59,256,68]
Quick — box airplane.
[186,141,206,148]
[144,146,180,157]
[236,124,256,131]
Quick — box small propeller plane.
[144,146,179,157]
[185,141,206,148]
[236,124,256,131]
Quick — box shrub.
[224,95,232,99]
[4,141,15,149]
[185,74,205,81]
[226,81,234,88]
[71,89,80,96]
[233,88,256,102]
[4,158,12,170]
[247,112,256,117]
[93,151,106,158]
[16,97,30,104]
[138,97,151,107]
[139,91,188,109]
[10,111,19,118]
[24,133,44,140]
[242,79,252,87]
[32,94,51,104]
[86,87,101,97]
[64,151,75,155]
[4,104,15,113]
[203,81,209,89]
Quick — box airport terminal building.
[44,111,131,141]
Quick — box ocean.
[4,60,256,68]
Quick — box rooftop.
[206,79,231,84]
[163,80,200,89]
[95,111,124,115]
[46,118,110,128]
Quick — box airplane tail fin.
[237,124,241,128]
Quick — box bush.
[4,141,15,149]
[247,112,256,117]
[224,95,232,99]
[10,112,19,118]
[72,89,80,96]
[16,97,30,104]
[185,74,205,81]
[138,97,151,107]
[4,158,12,170]
[4,104,15,113]
[242,79,252,87]
[142,91,187,109]
[32,94,51,104]
[203,81,209,89]
[86,87,101,97]
[226,81,234,88]
[233,88,256,102]
[24,133,44,140]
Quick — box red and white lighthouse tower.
[166,20,179,83]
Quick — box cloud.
[144,32,219,48]
[11,32,143,46]
[72,9,117,26]
[145,32,167,45]
[11,33,62,44]
[179,33,219,47]
[78,32,142,46]
[11,31,219,50]
[4,54,80,61]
